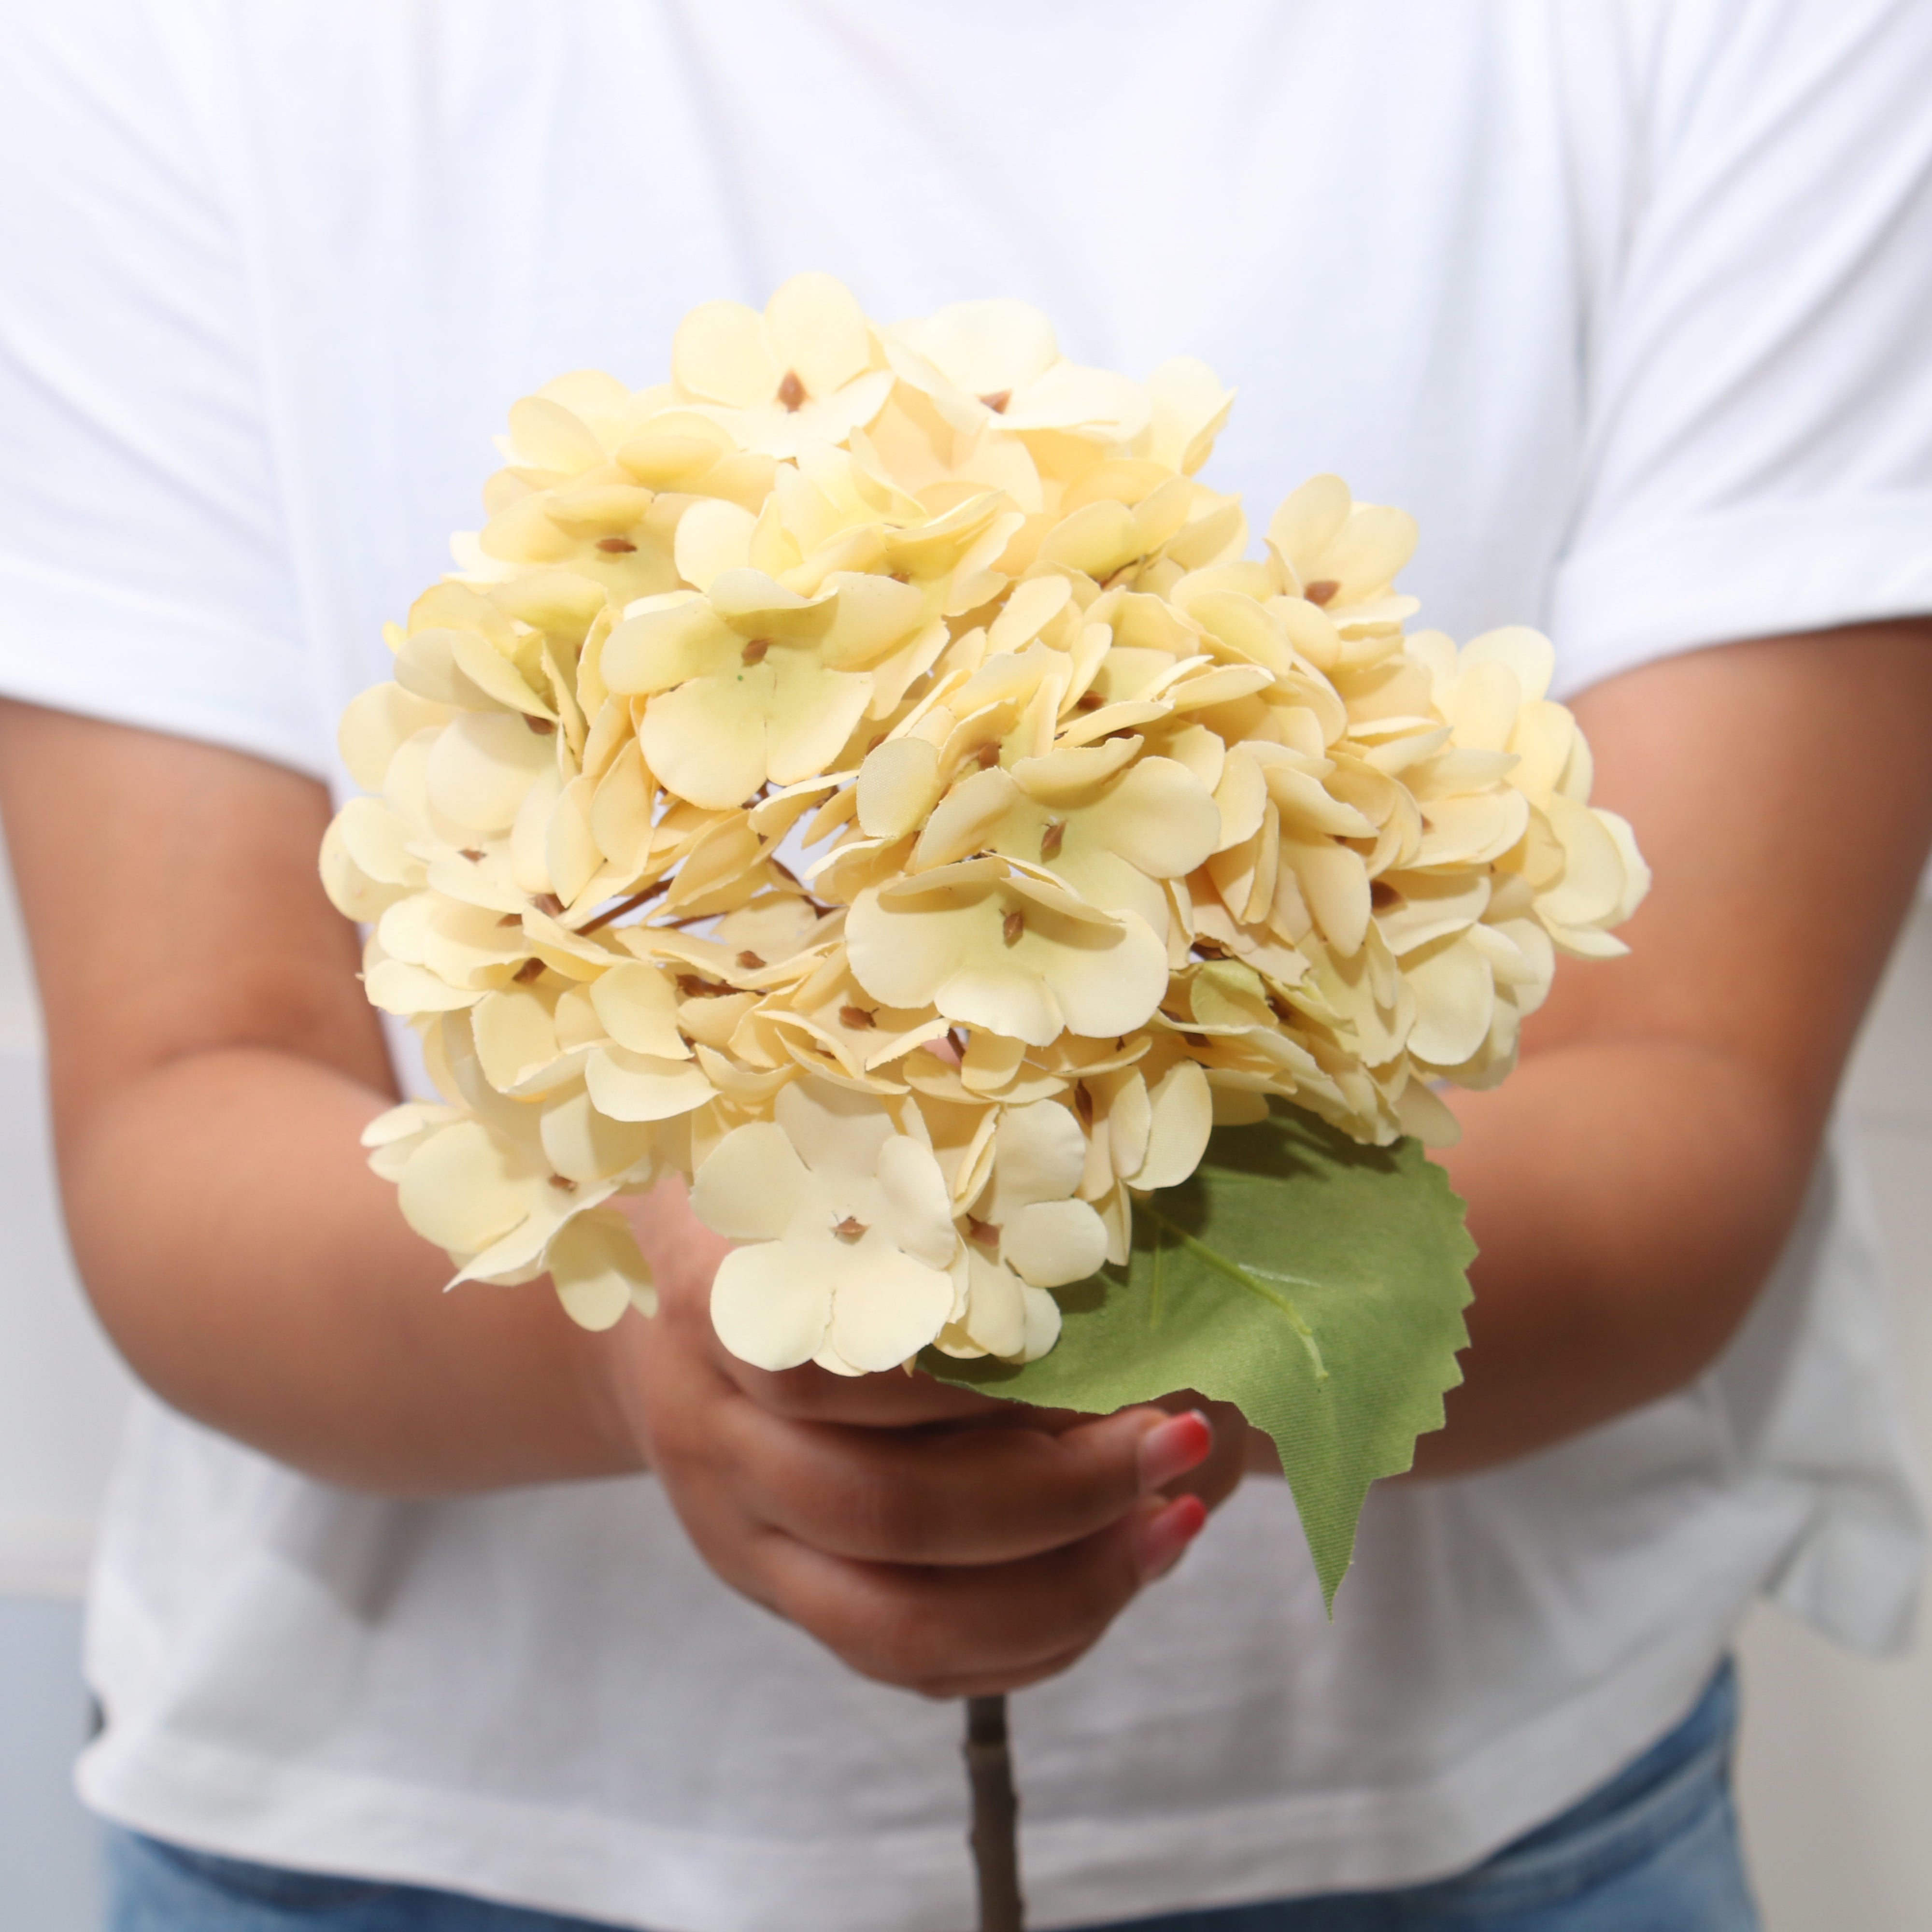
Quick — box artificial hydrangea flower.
[325,274,1647,1372]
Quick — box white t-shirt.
[4,4,1932,1927]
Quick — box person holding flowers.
[1,5,1930,1930]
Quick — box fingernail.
[1135,1494,1208,1582]
[1138,1409,1213,1494]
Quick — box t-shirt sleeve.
[1548,0,1932,697]
[0,6,327,777]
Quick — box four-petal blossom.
[692,1077,958,1374]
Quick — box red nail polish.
[1135,1493,1208,1581]
[1138,1410,1213,1494]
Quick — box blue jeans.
[103,1663,1757,1931]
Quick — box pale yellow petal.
[913,764,1018,870]
[540,1088,665,1184]
[339,683,451,792]
[711,1240,834,1370]
[641,669,771,810]
[857,736,942,838]
[765,271,873,400]
[766,659,873,786]
[584,1045,714,1122]
[507,395,607,475]
[589,962,689,1059]
[1088,757,1222,880]
[1539,794,1628,927]
[1266,475,1351,580]
[1406,935,1495,1067]
[425,711,556,833]
[675,299,781,408]
[600,595,740,696]
[473,988,562,1092]
[398,1118,547,1254]
[874,1135,960,1270]
[1002,1198,1107,1288]
[689,1120,811,1242]
[898,298,1058,398]
[1461,626,1555,705]
[1017,1282,1063,1363]
[549,1208,655,1330]
[962,1249,1029,1359]
[828,1232,956,1371]
[674,497,758,591]
[993,1099,1088,1211]
[1134,1058,1212,1190]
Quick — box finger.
[913,1639,1101,1701]
[754,1492,1209,1695]
[715,1354,1020,1428]
[729,1404,1215,1566]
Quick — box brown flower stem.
[964,1694,1024,1932]
[574,877,669,934]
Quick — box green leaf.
[921,1104,1475,1608]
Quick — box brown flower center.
[777,369,808,412]
[833,1214,867,1241]
[741,637,770,665]
[595,536,637,554]
[839,1004,878,1030]
[1039,820,1066,861]
[1303,579,1340,606]
[979,389,1012,414]
[1002,909,1025,946]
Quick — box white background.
[0,816,1928,1930]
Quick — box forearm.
[1407,1037,1812,1476]
[62,1044,650,1494]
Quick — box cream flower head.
[326,275,1645,1369]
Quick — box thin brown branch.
[575,876,669,935]
[964,1694,1024,1932]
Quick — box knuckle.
[837,1588,951,1690]
[845,1467,946,1560]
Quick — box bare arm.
[0,708,654,1492]
[1414,620,1932,1474]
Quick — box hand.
[617,1181,1245,1697]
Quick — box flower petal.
[675,299,781,409]
[585,1045,715,1122]
[992,1100,1088,1212]
[857,736,942,838]
[548,1207,655,1329]
[641,669,772,810]
[690,1120,811,1241]
[398,1119,548,1254]
[1134,1058,1212,1190]
[1405,935,1495,1067]
[589,962,690,1059]
[1002,1198,1107,1288]
[711,1239,834,1370]
[766,272,873,402]
[828,1232,957,1371]
[874,1135,958,1270]
[898,298,1058,399]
